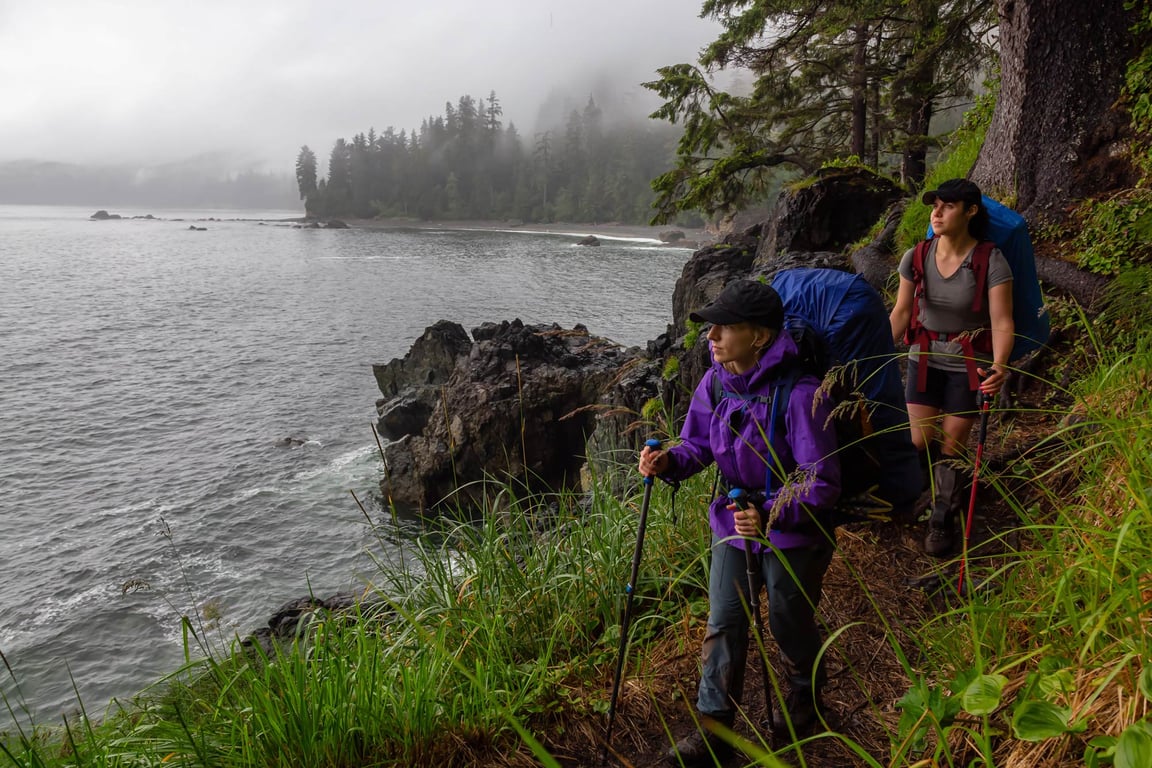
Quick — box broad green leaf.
[1085,734,1118,768]
[961,674,1007,716]
[1012,699,1073,741]
[1039,656,1072,674]
[1116,720,1152,768]
[1038,669,1075,697]
[1139,666,1152,701]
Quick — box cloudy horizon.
[0,1,722,175]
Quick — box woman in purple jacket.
[639,279,841,765]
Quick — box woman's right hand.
[638,445,669,478]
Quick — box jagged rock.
[758,250,852,277]
[90,210,121,220]
[325,219,349,229]
[753,166,903,270]
[241,592,389,659]
[372,319,641,510]
[577,235,601,246]
[377,396,434,441]
[373,320,471,400]
[850,199,908,292]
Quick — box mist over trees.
[298,91,695,225]
[0,158,299,209]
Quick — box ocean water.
[0,205,691,726]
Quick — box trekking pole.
[729,488,775,733]
[603,437,662,765]
[957,391,992,594]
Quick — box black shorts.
[905,359,982,416]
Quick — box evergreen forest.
[295,92,695,226]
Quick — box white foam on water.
[234,485,284,501]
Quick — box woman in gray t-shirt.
[888,178,1014,558]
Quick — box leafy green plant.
[1070,192,1152,274]
[683,318,703,350]
[1124,0,1152,173]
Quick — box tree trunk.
[970,0,1142,221]
[851,24,869,160]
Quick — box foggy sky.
[0,1,721,173]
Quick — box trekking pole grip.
[641,438,662,487]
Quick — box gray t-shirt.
[898,240,1013,372]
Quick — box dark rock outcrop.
[242,592,389,658]
[372,319,643,510]
[850,200,908,293]
[753,167,903,270]
[577,235,601,246]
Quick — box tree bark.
[970,0,1142,221]
[852,24,869,160]
[899,2,940,188]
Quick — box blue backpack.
[921,194,1051,362]
[710,268,924,519]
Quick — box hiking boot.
[924,460,966,559]
[771,688,823,734]
[662,715,733,767]
[923,523,956,557]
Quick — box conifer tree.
[644,0,994,222]
[295,145,317,202]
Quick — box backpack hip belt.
[910,326,991,392]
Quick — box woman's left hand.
[977,364,1007,395]
[729,500,763,538]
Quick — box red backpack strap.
[969,241,993,314]
[908,239,934,392]
[906,239,932,340]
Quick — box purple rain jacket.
[660,331,842,552]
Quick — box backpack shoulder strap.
[906,239,933,341]
[764,367,800,495]
[911,238,932,283]
[969,240,994,314]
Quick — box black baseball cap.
[689,279,784,329]
[921,178,983,207]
